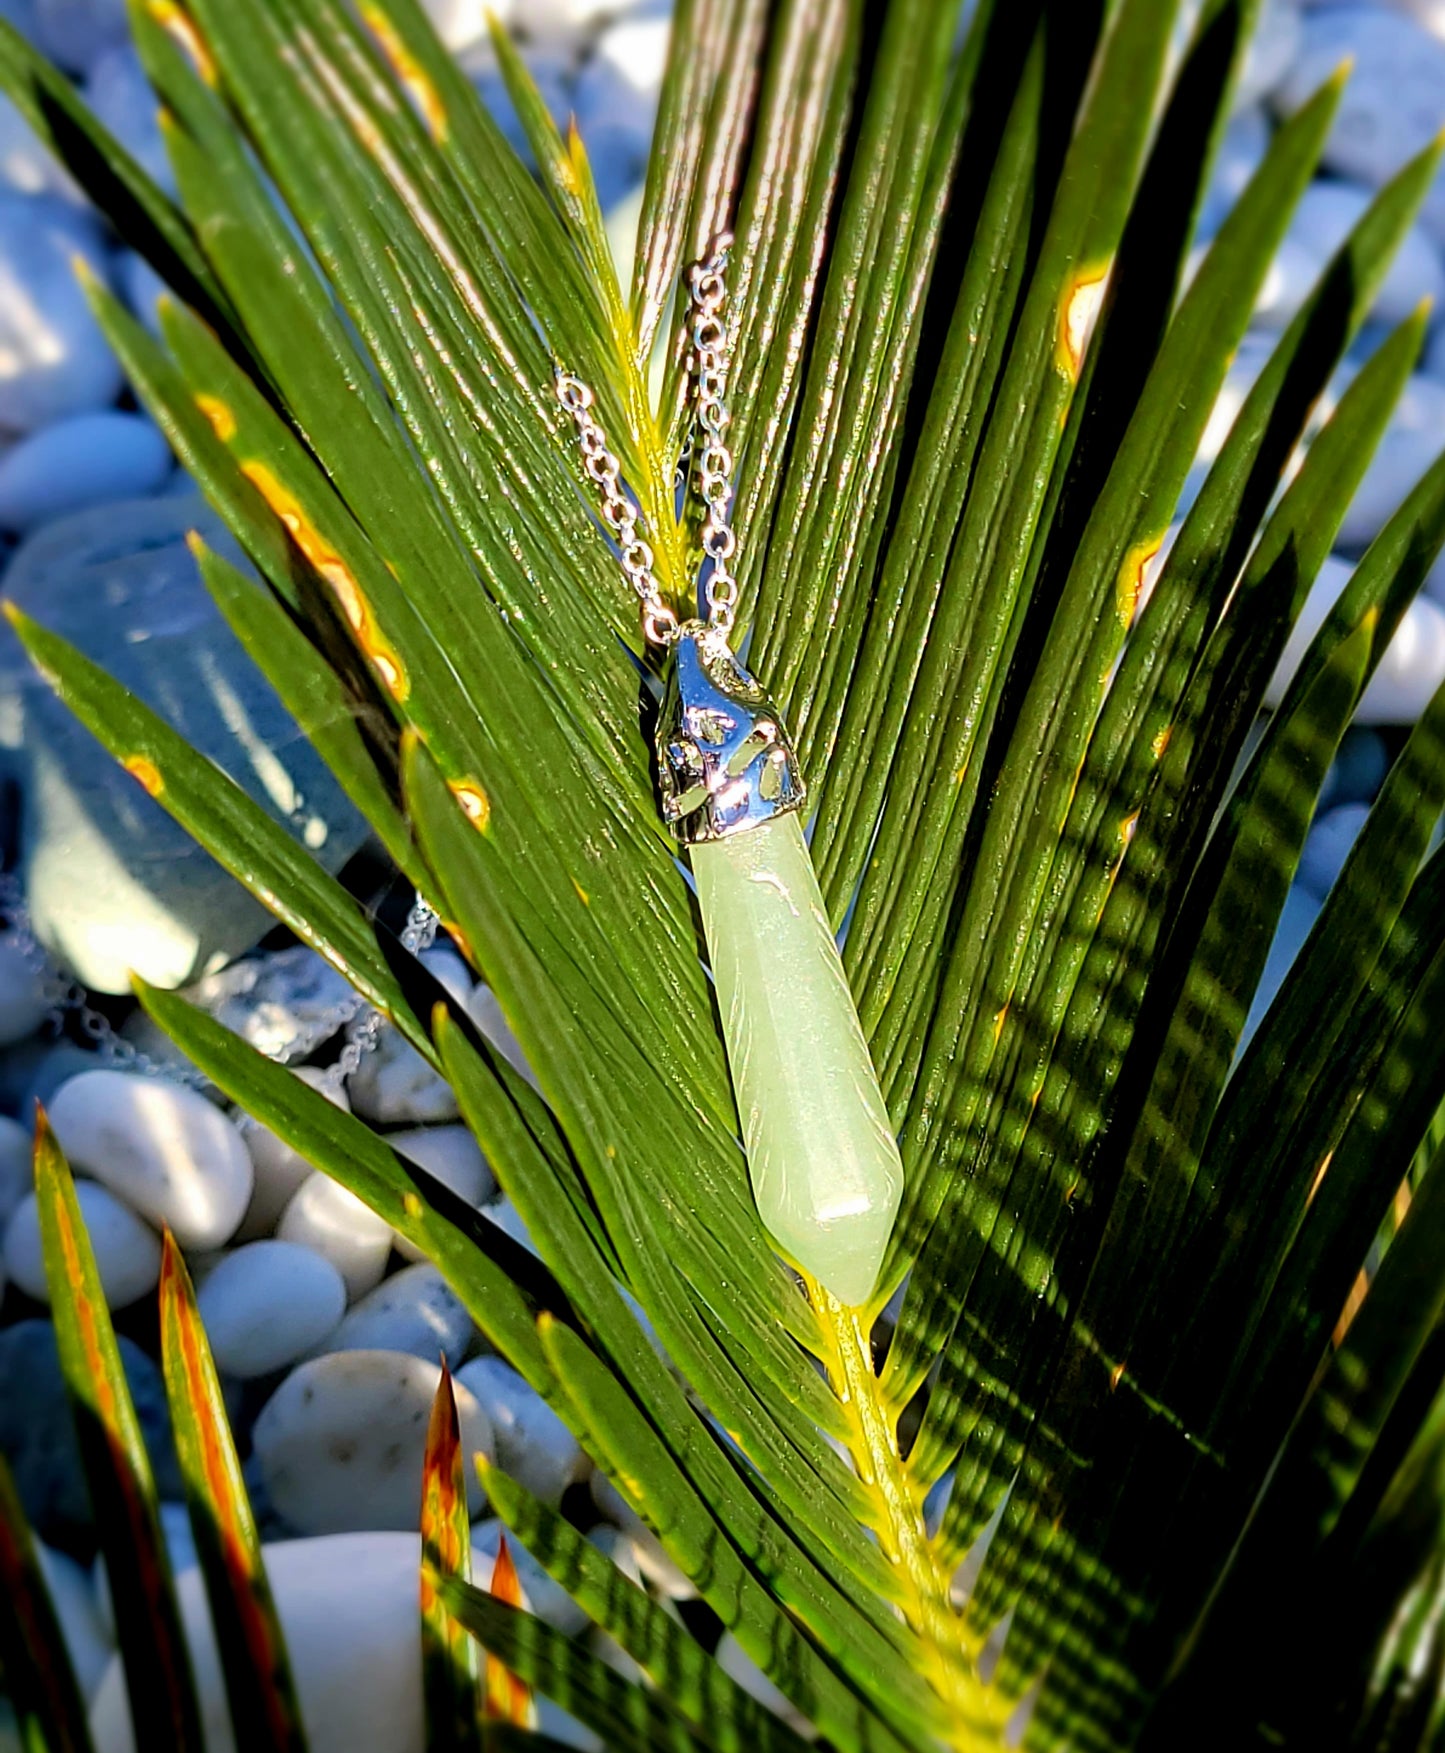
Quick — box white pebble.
[234,1066,350,1243]
[0,195,118,431]
[1337,374,1445,552]
[456,1354,586,1504]
[1269,546,1445,723]
[481,1194,539,1257]
[1197,107,1271,239]
[1274,10,1445,193]
[464,984,538,1087]
[48,1069,253,1250]
[3,1179,160,1307]
[93,1501,195,1641]
[32,0,128,74]
[418,945,473,1008]
[1240,884,1322,1050]
[347,1021,458,1125]
[90,1532,432,1753]
[0,94,84,204]
[277,1171,392,1301]
[253,1350,492,1535]
[390,1125,494,1261]
[589,1470,694,1598]
[196,1240,347,1378]
[1257,181,1445,330]
[0,411,171,532]
[1234,0,1303,111]
[470,1516,588,1634]
[0,1113,29,1229]
[81,47,172,194]
[0,933,48,1045]
[35,1540,113,1701]
[1360,593,1445,720]
[331,1261,472,1364]
[715,1632,816,1738]
[1297,801,1372,897]
[116,250,166,338]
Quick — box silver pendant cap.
[657,625,805,845]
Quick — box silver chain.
[687,234,738,637]
[0,873,439,1092]
[555,232,740,645]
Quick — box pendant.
[658,624,903,1307]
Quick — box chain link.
[0,874,440,1092]
[555,231,741,646]
[687,232,738,638]
[554,370,678,647]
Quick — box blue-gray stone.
[0,494,370,994]
[0,1318,180,1554]
[1320,728,1390,810]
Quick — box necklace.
[555,241,903,1310]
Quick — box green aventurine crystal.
[691,811,904,1306]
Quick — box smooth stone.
[196,1240,347,1378]
[0,411,171,532]
[1197,107,1271,239]
[252,1350,493,1534]
[1183,332,1342,513]
[572,17,669,206]
[1297,801,1372,898]
[1380,0,1445,37]
[4,1179,161,1308]
[481,1194,539,1257]
[463,983,537,1086]
[0,1038,97,1120]
[471,1516,589,1634]
[347,1021,459,1125]
[456,1354,585,1504]
[417,945,472,1008]
[0,1110,29,1226]
[91,1532,422,1753]
[235,1065,351,1242]
[0,931,48,1044]
[331,1261,473,1364]
[1273,11,1445,191]
[32,0,128,73]
[88,1529,599,1753]
[0,497,369,991]
[116,249,166,337]
[389,1124,494,1260]
[1359,593,1445,720]
[589,1469,695,1598]
[0,93,85,203]
[35,1539,113,1700]
[0,195,118,431]
[1337,375,1445,552]
[1234,0,1303,111]
[0,1319,180,1548]
[82,47,173,193]
[277,1171,392,1301]
[1239,884,1322,1050]
[92,1500,195,1640]
[1320,727,1391,806]
[49,1069,252,1250]
[1256,181,1445,329]
[185,948,357,1061]
[715,1632,816,1738]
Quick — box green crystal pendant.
[659,626,903,1307]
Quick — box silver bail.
[657,624,806,845]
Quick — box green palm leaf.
[4,1,1445,1749]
